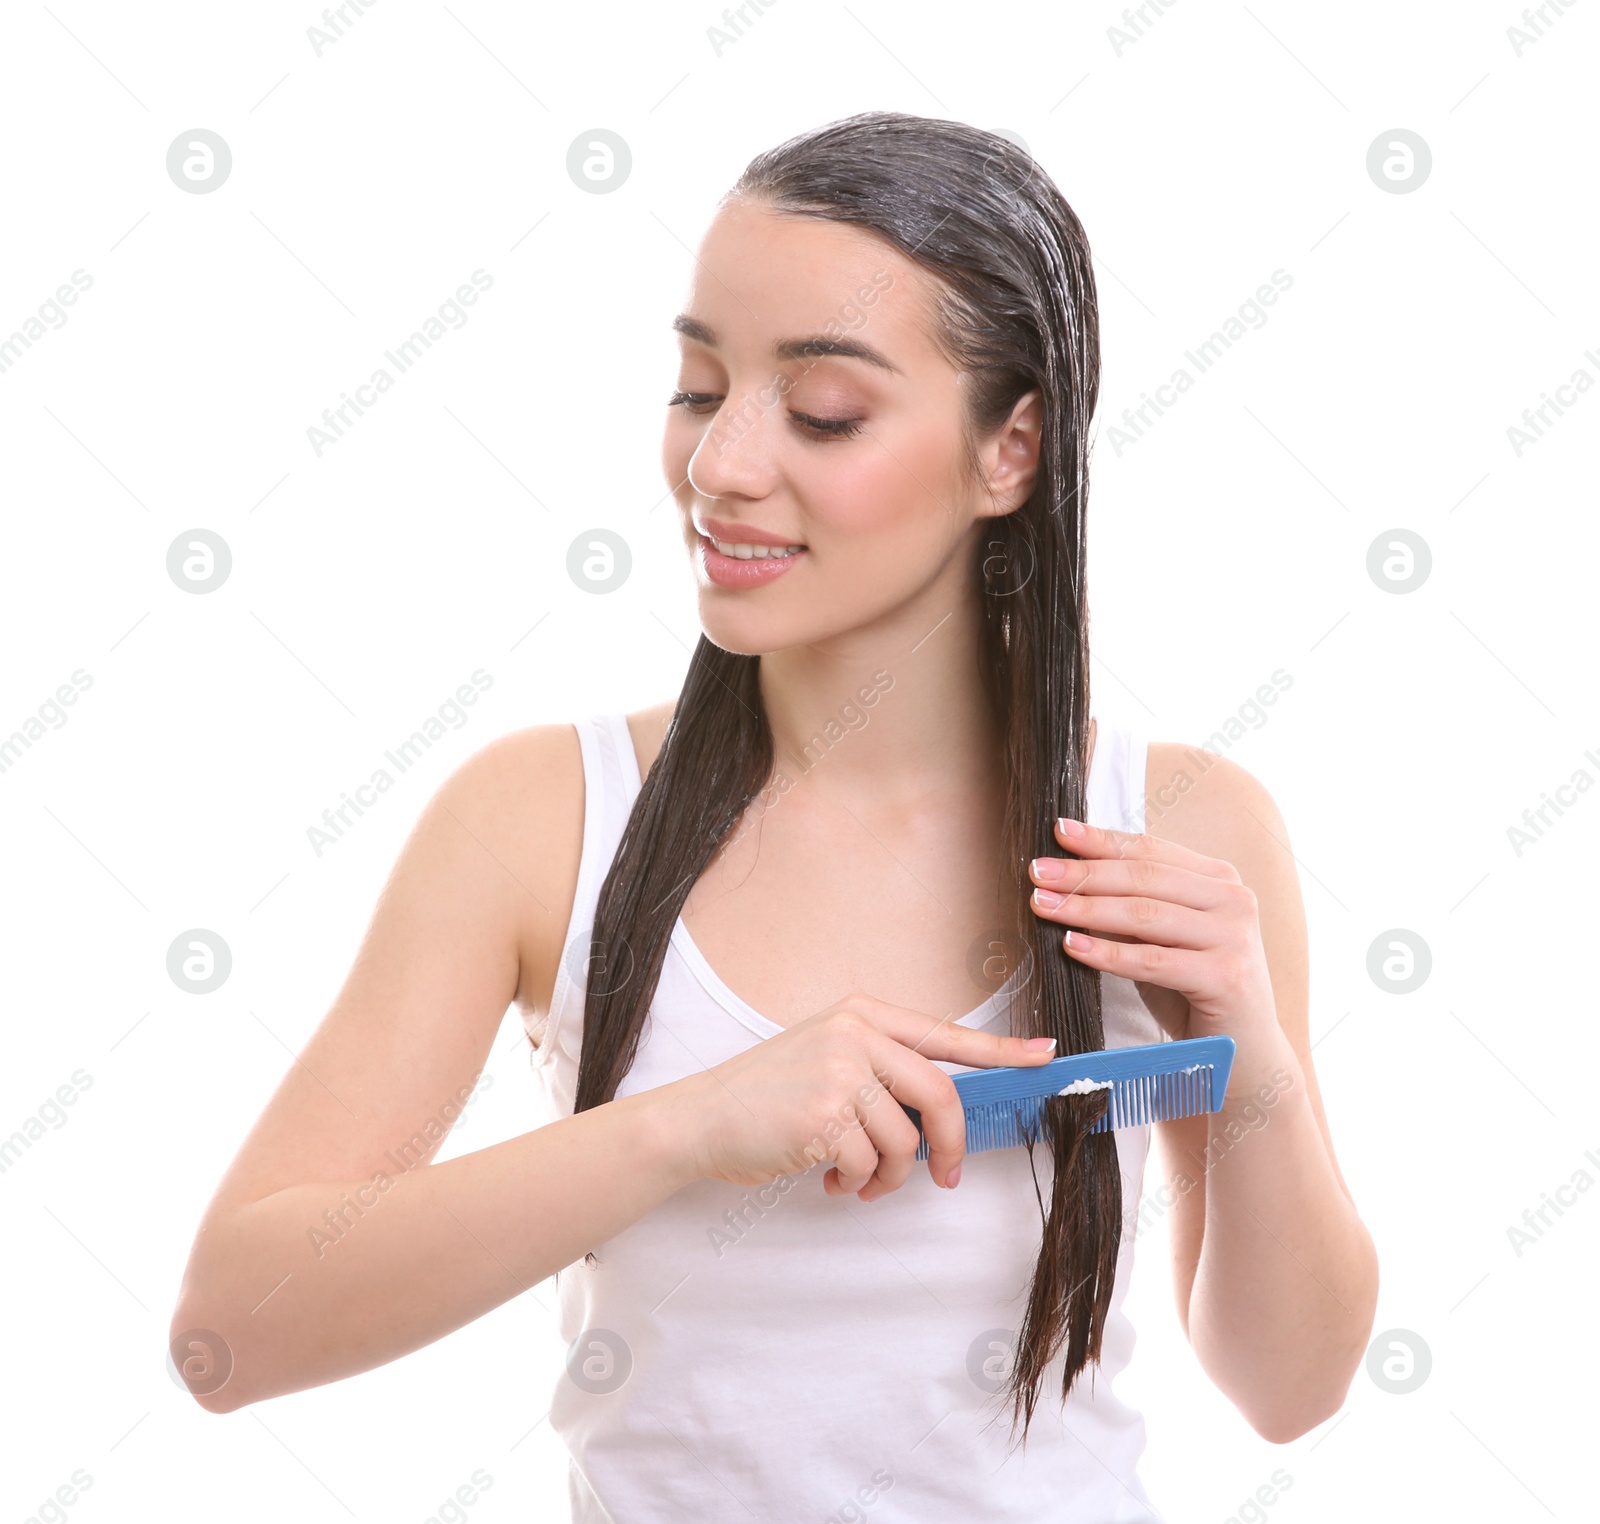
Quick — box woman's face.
[663,197,1039,657]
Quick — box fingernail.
[1057,817,1085,838]
[1031,856,1064,883]
[1032,888,1063,910]
[945,1164,962,1188]
[1024,1036,1058,1052]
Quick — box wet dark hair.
[568,110,1115,1444]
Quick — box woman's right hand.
[659,995,1060,1202]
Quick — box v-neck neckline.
[604,712,1100,1041]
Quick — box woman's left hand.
[1027,816,1281,1046]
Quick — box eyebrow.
[671,314,901,376]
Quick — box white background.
[1,2,1594,1520]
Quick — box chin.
[695,602,800,658]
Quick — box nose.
[685,388,780,501]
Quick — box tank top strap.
[530,714,639,1087]
[601,710,645,797]
[575,712,639,911]
[1086,720,1149,835]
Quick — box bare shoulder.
[187,721,589,1227]
[431,721,586,1028]
[1143,742,1309,1066]
[461,700,679,1037]
[1141,742,1310,1017]
[1141,742,1309,1040]
[1144,742,1290,863]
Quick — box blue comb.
[902,1034,1236,1159]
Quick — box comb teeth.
[906,1039,1234,1161]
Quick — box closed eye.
[667,391,864,441]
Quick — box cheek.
[808,426,964,545]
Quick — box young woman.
[171,112,1378,1520]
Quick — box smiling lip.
[695,515,806,548]
[697,533,806,590]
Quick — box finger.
[822,1112,882,1197]
[843,995,1060,1070]
[1053,818,1241,881]
[853,1034,987,1190]
[885,1060,969,1191]
[1030,886,1215,950]
[1030,854,1238,912]
[830,999,1058,1189]
[1060,926,1210,992]
[851,1074,928,1200]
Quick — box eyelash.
[666,391,865,441]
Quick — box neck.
[757,588,1000,806]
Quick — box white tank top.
[529,712,1169,1523]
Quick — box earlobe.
[996,392,1044,513]
[973,389,1044,518]
[986,447,1041,519]
[977,461,1038,519]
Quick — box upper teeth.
[710,538,803,560]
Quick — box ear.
[974,389,1043,518]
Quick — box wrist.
[1213,1015,1301,1120]
[623,1078,708,1196]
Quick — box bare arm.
[171,719,1058,1415]
[1144,749,1378,1442]
[168,725,696,1413]
[176,1090,700,1412]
